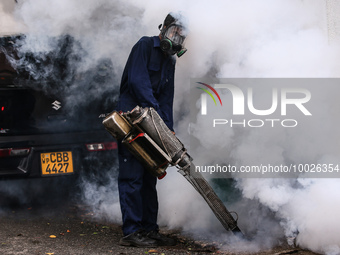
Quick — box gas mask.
[159,24,187,57]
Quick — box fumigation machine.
[103,106,243,236]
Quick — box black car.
[0,34,118,179]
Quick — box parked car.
[0,34,118,179]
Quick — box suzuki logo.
[51,100,62,110]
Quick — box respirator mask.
[159,24,187,57]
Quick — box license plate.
[40,151,74,175]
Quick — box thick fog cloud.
[2,0,340,254]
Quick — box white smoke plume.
[2,0,340,254]
[0,1,21,34]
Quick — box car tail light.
[0,148,31,158]
[103,142,117,150]
[0,72,14,84]
[86,143,104,151]
[86,142,117,151]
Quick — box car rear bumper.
[0,130,117,179]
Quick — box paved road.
[0,178,320,255]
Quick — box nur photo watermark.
[188,78,340,178]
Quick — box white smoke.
[0,0,23,34]
[2,0,340,254]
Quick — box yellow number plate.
[40,151,74,175]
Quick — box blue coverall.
[116,36,176,236]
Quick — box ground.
[0,178,321,255]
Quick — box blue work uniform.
[116,36,176,236]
